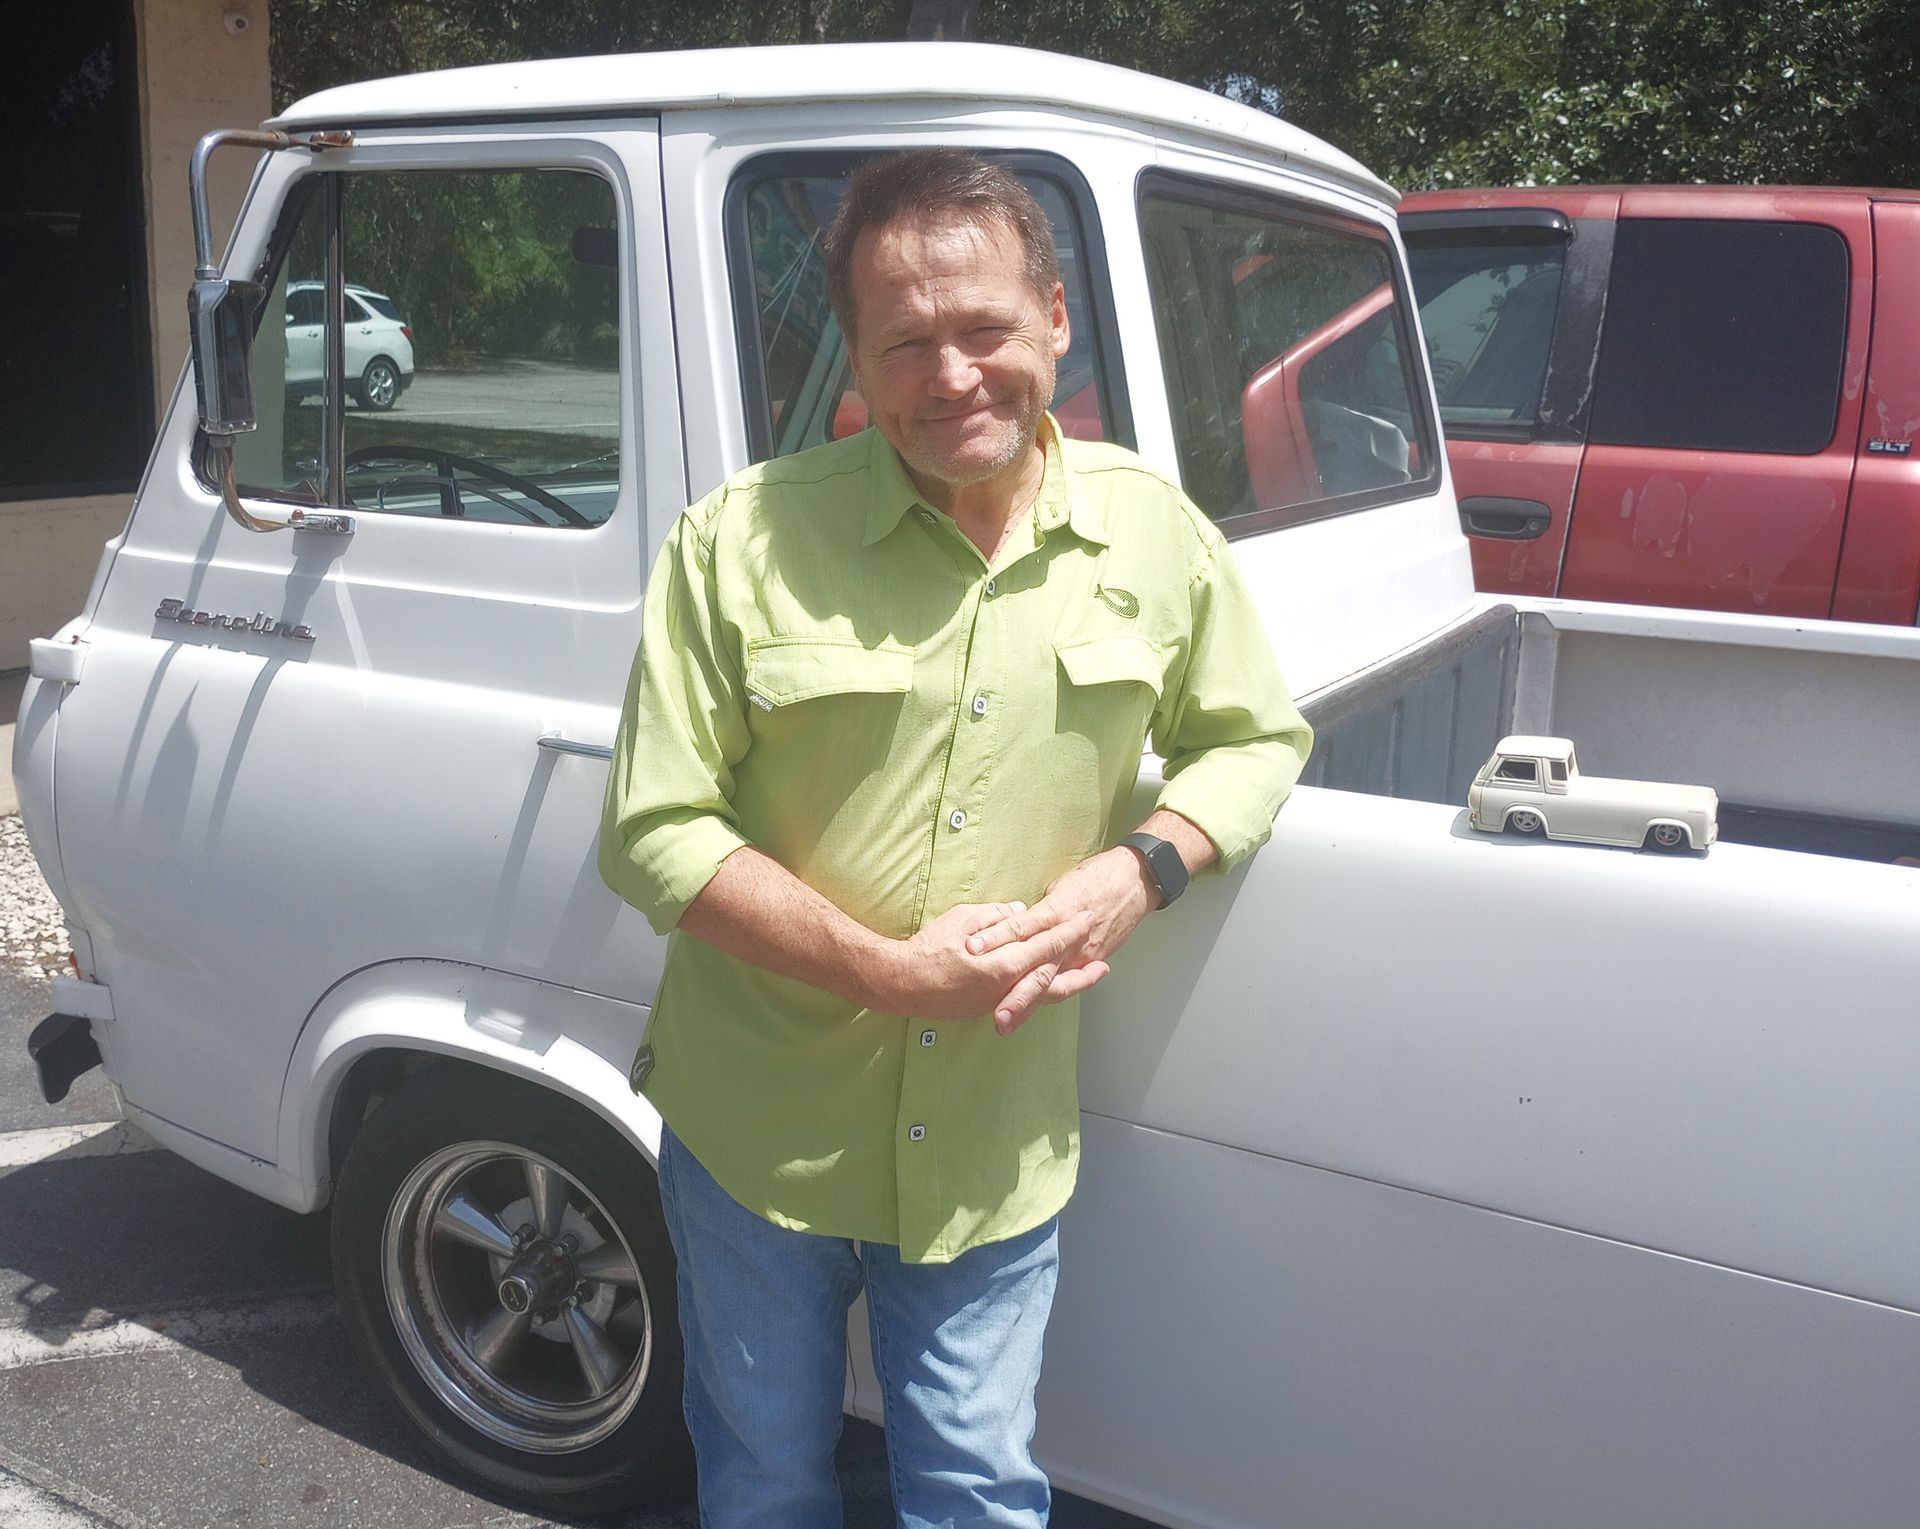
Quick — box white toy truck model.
[12,43,1920,1528]
[1470,734,1718,849]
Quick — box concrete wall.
[1,0,271,671]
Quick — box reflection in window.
[739,165,1114,459]
[343,169,621,527]
[1139,184,1433,528]
[233,168,623,528]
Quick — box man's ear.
[1048,281,1070,359]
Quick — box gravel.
[1,814,71,975]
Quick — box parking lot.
[0,783,1147,1529]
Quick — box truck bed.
[1296,602,1920,867]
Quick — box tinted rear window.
[1588,219,1847,455]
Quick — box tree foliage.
[268,0,1916,360]
[273,0,1920,192]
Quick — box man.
[600,147,1311,1526]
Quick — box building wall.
[1,0,271,671]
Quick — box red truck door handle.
[1460,496,1553,541]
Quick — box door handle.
[1460,496,1553,540]
[537,733,613,761]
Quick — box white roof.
[1496,735,1577,760]
[269,42,1396,205]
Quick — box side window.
[734,158,1123,461]
[231,187,329,500]
[1495,758,1538,783]
[232,167,623,528]
[1405,237,1566,432]
[1548,760,1568,783]
[1588,219,1847,455]
[1138,176,1437,530]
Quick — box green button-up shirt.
[600,418,1311,1262]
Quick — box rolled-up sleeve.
[599,494,754,933]
[1151,531,1314,873]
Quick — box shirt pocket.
[745,635,915,709]
[1053,633,1166,756]
[1053,634,1166,700]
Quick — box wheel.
[332,1065,691,1515]
[1647,822,1690,851]
[1507,808,1545,836]
[356,356,401,411]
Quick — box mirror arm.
[205,439,355,537]
[192,126,355,536]
[190,127,353,277]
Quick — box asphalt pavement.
[0,796,1153,1528]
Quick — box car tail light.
[402,324,413,340]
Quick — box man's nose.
[929,342,980,397]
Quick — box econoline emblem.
[155,598,315,643]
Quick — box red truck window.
[1588,220,1848,456]
[1406,239,1566,433]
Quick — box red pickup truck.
[1399,186,1920,624]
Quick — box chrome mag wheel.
[382,1142,653,1454]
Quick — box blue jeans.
[657,1125,1059,1528]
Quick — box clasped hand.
[879,847,1157,1036]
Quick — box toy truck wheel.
[1647,822,1691,851]
[331,1065,691,1515]
[1506,808,1545,836]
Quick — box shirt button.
[908,1124,927,1141]
[970,694,989,717]
[948,808,967,830]
[984,577,998,597]
[920,1029,936,1047]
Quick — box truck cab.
[1469,734,1718,850]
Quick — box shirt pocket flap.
[1054,634,1165,700]
[745,637,915,706]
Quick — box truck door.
[50,125,681,1161]
[1556,192,1871,616]
[1832,197,1920,625]
[1402,198,1616,598]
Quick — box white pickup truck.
[13,42,1920,1528]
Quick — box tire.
[331,1065,691,1515]
[1647,822,1690,851]
[1507,808,1545,836]
[356,356,401,411]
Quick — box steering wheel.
[343,445,593,529]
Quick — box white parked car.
[13,42,1920,1528]
[1470,734,1718,849]
[285,279,414,409]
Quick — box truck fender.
[277,958,661,1213]
[1504,805,1550,835]
[1643,817,1697,850]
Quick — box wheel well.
[363,354,399,378]
[328,1048,467,1178]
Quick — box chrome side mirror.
[188,276,264,437]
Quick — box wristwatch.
[1122,832,1190,909]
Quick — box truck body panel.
[11,46,1920,1525]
